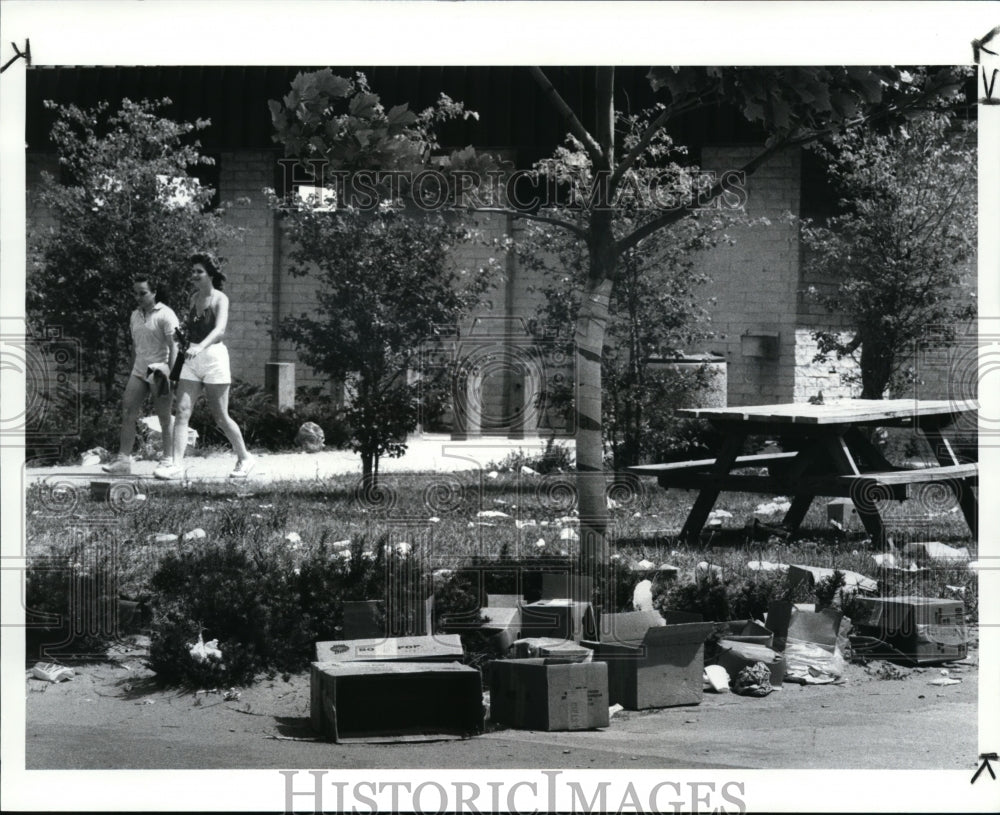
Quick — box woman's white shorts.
[178,343,231,385]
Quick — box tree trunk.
[859,339,893,399]
[575,254,614,610]
[361,450,376,492]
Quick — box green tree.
[516,112,742,471]
[275,198,494,489]
[28,98,233,399]
[800,110,977,398]
[272,66,968,604]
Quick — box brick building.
[25,66,974,437]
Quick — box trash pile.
[306,564,972,742]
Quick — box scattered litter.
[520,466,538,476]
[223,688,241,702]
[788,564,877,594]
[534,538,547,549]
[929,677,961,686]
[428,517,441,524]
[732,662,773,697]
[609,703,624,718]
[695,561,723,580]
[633,511,642,518]
[188,633,223,664]
[945,585,965,595]
[29,662,75,683]
[703,664,730,693]
[864,661,909,680]
[754,499,791,516]
[903,541,970,566]
[632,579,653,611]
[183,528,207,541]
[635,559,655,571]
[747,560,788,573]
[284,532,302,544]
[708,509,733,519]
[557,515,580,525]
[258,504,274,509]
[515,519,538,529]
[137,699,155,705]
[150,532,178,544]
[559,528,579,541]
[331,540,352,550]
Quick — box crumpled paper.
[732,661,773,697]
[188,633,223,664]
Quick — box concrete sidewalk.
[25,434,572,485]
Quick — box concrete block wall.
[693,146,802,406]
[792,328,860,401]
[215,150,278,387]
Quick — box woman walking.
[103,276,179,475]
[154,253,255,480]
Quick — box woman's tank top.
[187,302,217,344]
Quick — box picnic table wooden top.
[678,399,978,426]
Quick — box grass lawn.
[26,470,978,620]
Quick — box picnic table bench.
[628,399,978,544]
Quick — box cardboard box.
[540,573,594,602]
[487,594,523,608]
[520,599,598,642]
[512,638,593,661]
[787,564,878,595]
[342,600,385,639]
[489,658,609,731]
[310,661,483,742]
[584,622,715,709]
[481,606,522,654]
[598,610,665,643]
[850,597,967,664]
[720,619,774,648]
[714,640,786,686]
[826,498,860,529]
[766,602,844,652]
[314,634,464,663]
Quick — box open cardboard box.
[314,634,464,663]
[583,621,715,709]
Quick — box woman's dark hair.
[132,275,161,301]
[188,252,227,290]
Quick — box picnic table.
[629,399,978,545]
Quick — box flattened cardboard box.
[584,622,715,710]
[489,658,609,731]
[311,661,483,742]
[314,634,464,663]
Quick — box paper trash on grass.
[183,528,207,541]
[748,560,789,573]
[903,541,970,565]
[754,499,791,516]
[150,532,179,544]
[30,662,75,683]
[477,510,510,519]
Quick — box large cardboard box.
[314,634,464,663]
[598,610,665,643]
[520,599,598,642]
[489,658,609,731]
[850,597,967,664]
[310,661,483,742]
[584,622,715,709]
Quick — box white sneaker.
[229,456,255,479]
[154,463,183,481]
[102,456,132,475]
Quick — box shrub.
[148,540,313,685]
[487,437,574,474]
[26,393,121,466]
[25,540,121,659]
